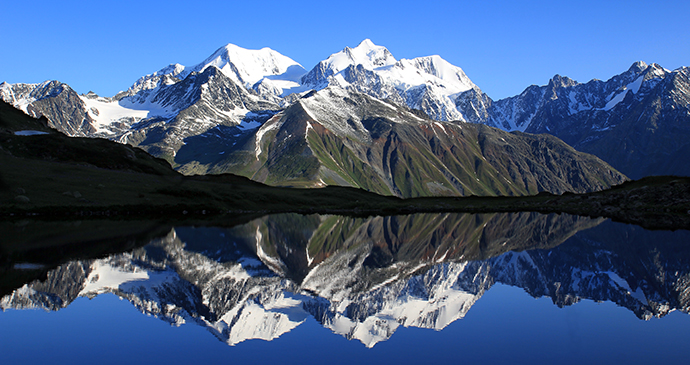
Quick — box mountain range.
[3,39,686,193]
[468,61,690,179]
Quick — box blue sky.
[2,0,688,100]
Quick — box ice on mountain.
[180,43,306,95]
[602,75,643,111]
[300,40,478,122]
[14,130,49,136]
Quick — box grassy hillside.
[201,90,627,197]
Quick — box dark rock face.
[455,87,493,125]
[469,62,690,179]
[573,67,690,178]
[1,81,96,136]
[119,66,280,165]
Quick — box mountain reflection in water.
[2,212,690,349]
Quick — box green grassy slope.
[203,94,627,198]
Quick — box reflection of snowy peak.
[4,217,690,348]
[490,221,690,320]
[1,229,308,345]
[303,254,493,347]
[4,212,598,347]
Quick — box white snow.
[627,75,644,94]
[254,115,282,157]
[254,225,287,275]
[298,87,370,140]
[603,91,628,111]
[605,271,647,304]
[14,130,49,136]
[237,119,262,130]
[0,285,41,310]
[302,40,476,122]
[384,56,475,96]
[602,75,644,111]
[80,95,172,135]
[629,287,648,305]
[319,39,397,75]
[327,262,486,348]
[0,82,40,113]
[124,64,185,96]
[180,43,307,96]
[79,260,150,296]
[568,90,593,114]
[216,297,307,346]
[116,43,307,101]
[491,88,546,132]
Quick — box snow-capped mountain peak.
[299,39,479,121]
[157,63,186,77]
[337,39,397,70]
[116,43,307,101]
[183,43,306,87]
[641,62,668,81]
[628,60,648,74]
[395,55,477,94]
[120,63,186,97]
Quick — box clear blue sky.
[2,0,688,100]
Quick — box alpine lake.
[2,212,690,364]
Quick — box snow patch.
[602,76,644,111]
[237,119,262,130]
[12,262,46,269]
[254,116,281,157]
[79,260,150,296]
[81,96,173,135]
[14,130,49,136]
[0,82,40,113]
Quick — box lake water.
[2,212,690,364]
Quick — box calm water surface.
[1,212,689,364]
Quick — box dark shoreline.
[3,175,690,231]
